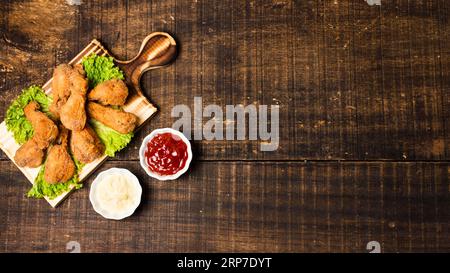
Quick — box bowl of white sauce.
[89,168,142,220]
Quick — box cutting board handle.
[115,32,177,96]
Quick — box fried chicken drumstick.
[44,126,76,184]
[70,125,105,164]
[50,64,88,131]
[87,102,138,134]
[14,138,45,168]
[88,79,129,106]
[24,101,59,149]
[14,101,59,168]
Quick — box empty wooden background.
[0,0,448,252]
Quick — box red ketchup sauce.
[144,132,188,176]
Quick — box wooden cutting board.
[0,32,177,207]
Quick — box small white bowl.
[139,128,192,181]
[89,168,142,220]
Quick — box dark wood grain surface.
[0,0,449,252]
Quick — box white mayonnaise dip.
[89,168,142,220]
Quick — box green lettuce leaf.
[82,54,124,88]
[89,119,133,157]
[5,86,52,144]
[27,159,84,200]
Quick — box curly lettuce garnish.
[82,54,124,88]
[89,119,133,157]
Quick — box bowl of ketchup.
[139,128,192,181]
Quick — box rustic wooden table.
[0,0,448,253]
